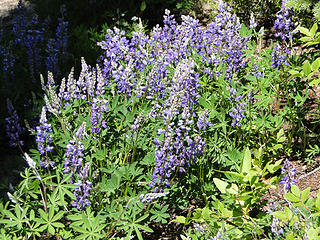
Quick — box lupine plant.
[1,1,320,239]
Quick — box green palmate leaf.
[213,178,228,193]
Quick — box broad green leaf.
[298,26,310,36]
[310,23,318,37]
[172,216,186,224]
[285,192,299,202]
[310,77,320,86]
[202,207,212,220]
[213,178,228,193]
[284,206,292,219]
[291,184,300,197]
[303,61,312,76]
[227,183,239,195]
[311,58,320,72]
[307,227,320,240]
[301,187,311,203]
[271,210,287,221]
[285,233,295,240]
[140,1,146,11]
[241,147,251,174]
[289,69,302,78]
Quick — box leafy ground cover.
[1,0,320,239]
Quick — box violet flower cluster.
[149,60,208,192]
[64,126,92,210]
[90,98,109,134]
[139,191,169,203]
[63,122,86,183]
[271,0,295,70]
[5,99,25,147]
[271,43,290,70]
[279,160,297,190]
[97,4,249,100]
[227,86,246,127]
[10,1,47,79]
[72,162,92,210]
[267,202,284,236]
[274,1,295,42]
[36,107,54,168]
[46,5,68,76]
[0,46,15,77]
[0,0,70,83]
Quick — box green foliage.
[2,2,320,239]
[176,148,282,239]
[225,0,282,28]
[287,0,320,22]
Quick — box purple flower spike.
[5,99,25,148]
[280,160,298,191]
[36,107,55,168]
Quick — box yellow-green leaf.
[241,147,251,174]
[213,178,228,194]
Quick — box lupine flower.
[90,98,109,134]
[229,102,246,127]
[280,160,297,190]
[271,43,290,70]
[97,4,249,100]
[274,1,295,42]
[139,191,169,203]
[95,6,250,190]
[267,202,284,236]
[5,99,25,147]
[24,152,36,170]
[72,180,92,210]
[194,223,205,232]
[55,5,68,53]
[149,60,207,191]
[46,5,68,76]
[64,122,87,183]
[249,12,257,30]
[12,0,27,46]
[36,107,54,168]
[72,162,92,210]
[211,222,226,240]
[251,65,263,78]
[0,46,15,77]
